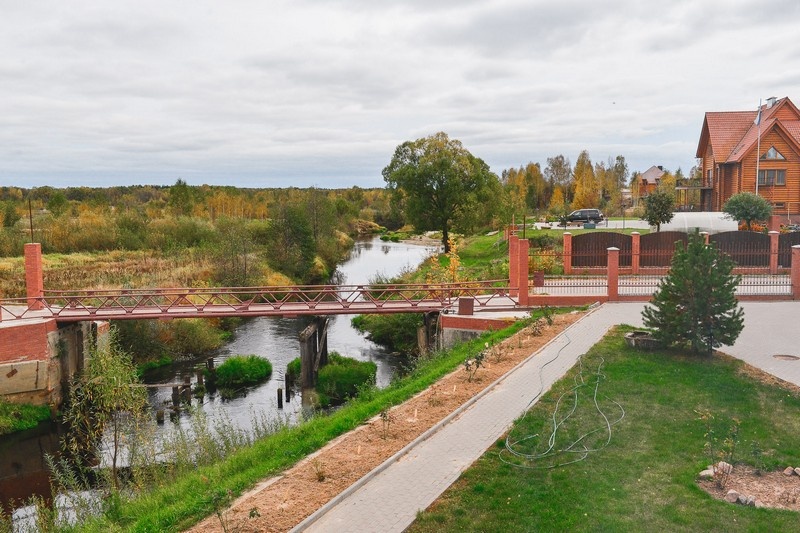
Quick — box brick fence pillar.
[769,231,779,274]
[792,245,800,300]
[768,214,782,232]
[631,232,640,274]
[607,247,619,301]
[25,243,44,310]
[563,232,573,275]
[518,239,530,306]
[509,235,519,297]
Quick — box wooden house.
[696,96,800,218]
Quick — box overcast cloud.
[1,0,798,188]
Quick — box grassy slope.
[409,326,800,532]
[0,400,51,435]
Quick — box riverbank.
[188,311,583,532]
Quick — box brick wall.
[0,320,56,363]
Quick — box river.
[0,236,439,516]
[142,236,438,430]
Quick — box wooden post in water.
[181,376,192,402]
[156,409,165,424]
[277,388,283,409]
[172,386,180,407]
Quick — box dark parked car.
[567,209,604,223]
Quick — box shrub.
[285,358,302,382]
[161,319,224,357]
[215,355,273,388]
[351,313,423,354]
[316,353,376,407]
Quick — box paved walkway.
[293,301,800,533]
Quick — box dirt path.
[189,312,582,532]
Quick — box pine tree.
[642,231,744,354]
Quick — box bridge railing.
[0,280,514,322]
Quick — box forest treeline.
[1,148,689,285]
[0,181,405,285]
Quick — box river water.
[0,236,439,516]
[142,236,438,430]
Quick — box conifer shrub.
[642,230,744,354]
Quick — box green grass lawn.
[409,326,800,532]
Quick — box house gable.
[695,97,800,216]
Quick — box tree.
[265,203,316,280]
[544,154,572,204]
[641,190,675,231]
[168,178,194,216]
[62,331,148,491]
[722,192,773,230]
[571,150,599,209]
[2,202,20,228]
[382,132,498,252]
[47,191,68,216]
[642,231,744,354]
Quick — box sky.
[2,0,799,190]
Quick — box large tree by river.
[382,132,502,253]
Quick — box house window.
[757,169,786,186]
[760,146,786,160]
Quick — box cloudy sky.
[2,0,799,189]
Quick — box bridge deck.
[0,281,516,323]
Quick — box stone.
[755,500,765,508]
[784,466,795,476]
[725,490,740,503]
[698,469,714,479]
[746,496,756,507]
[795,467,800,476]
[715,461,733,474]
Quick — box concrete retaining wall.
[0,320,106,406]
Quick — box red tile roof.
[697,97,800,162]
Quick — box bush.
[316,353,376,407]
[215,355,273,388]
[161,319,225,357]
[286,358,302,382]
[351,313,423,354]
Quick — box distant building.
[632,165,665,206]
[696,96,800,217]
[638,165,665,195]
